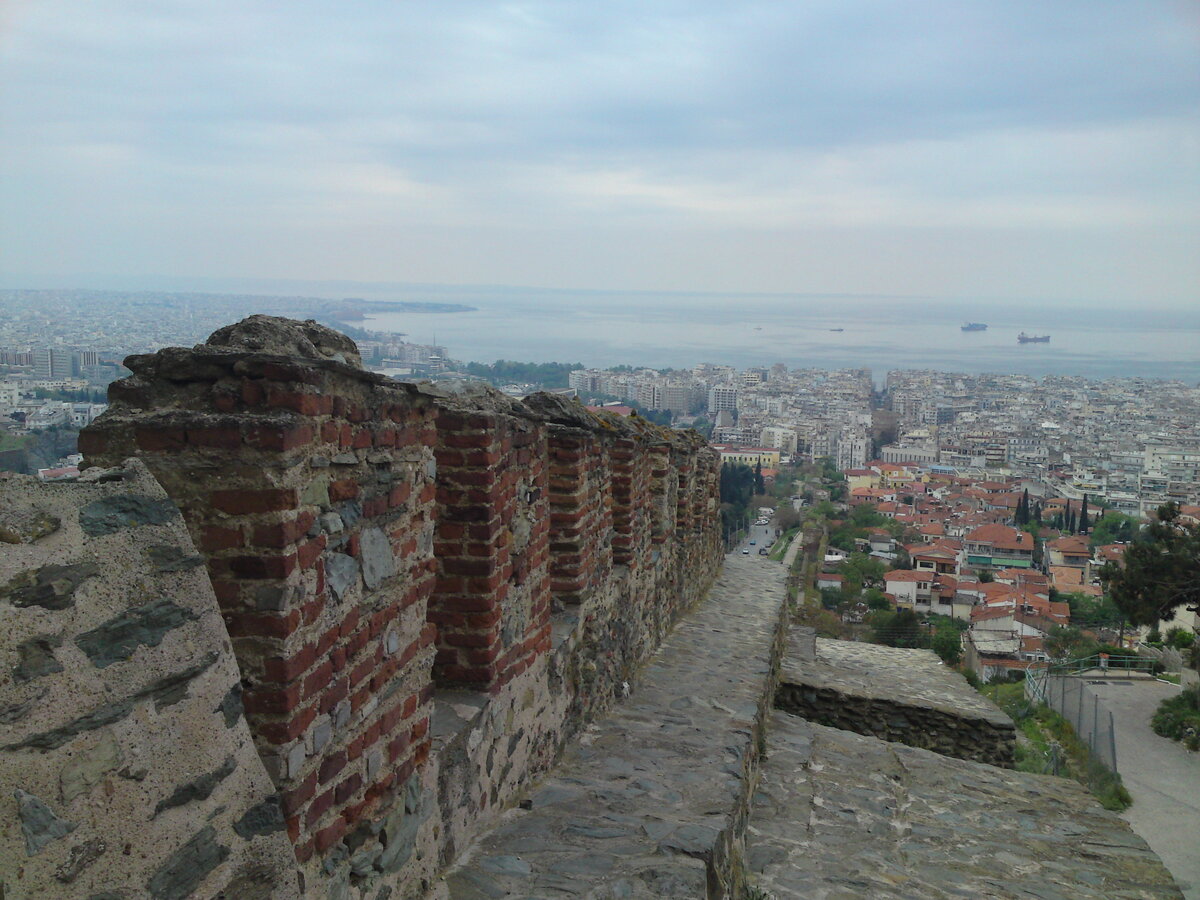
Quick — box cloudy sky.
[1,1,1197,306]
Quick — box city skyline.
[2,2,1198,308]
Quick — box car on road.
[741,548,750,555]
[749,540,756,545]
[758,548,769,555]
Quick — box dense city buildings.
[5,290,1199,517]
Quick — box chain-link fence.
[1036,674,1119,776]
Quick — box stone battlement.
[2,316,722,899]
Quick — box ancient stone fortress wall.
[26,315,725,899]
[776,631,1017,768]
[0,460,298,899]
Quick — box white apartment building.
[707,385,739,415]
[759,426,798,454]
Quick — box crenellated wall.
[43,315,725,899]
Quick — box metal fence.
[1026,671,1118,776]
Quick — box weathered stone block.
[15,788,76,856]
[74,598,199,668]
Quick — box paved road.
[1089,679,1200,899]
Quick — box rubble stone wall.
[775,682,1016,768]
[0,460,299,900]
[60,316,722,898]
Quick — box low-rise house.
[963,523,1035,570]
[992,568,1049,591]
[1046,534,1091,570]
[909,541,962,576]
[884,569,931,608]
[816,573,845,591]
[868,532,896,555]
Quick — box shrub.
[1151,686,1200,751]
[1165,627,1195,650]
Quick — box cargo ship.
[961,322,988,332]
[1017,332,1050,343]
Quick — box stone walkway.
[431,534,1182,900]
[747,712,1182,900]
[434,553,789,898]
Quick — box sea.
[352,286,1200,384]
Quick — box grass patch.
[768,527,799,561]
[0,432,29,452]
[979,681,1132,811]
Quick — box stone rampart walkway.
[435,553,789,898]
[747,712,1181,899]
[432,535,1181,900]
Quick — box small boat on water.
[829,328,844,332]
[961,322,987,332]
[1018,332,1050,344]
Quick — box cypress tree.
[1079,495,1089,534]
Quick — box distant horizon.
[7,282,1194,383]
[2,275,1194,317]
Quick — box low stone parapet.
[776,630,1016,767]
[747,713,1181,899]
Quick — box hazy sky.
[2,1,1197,305]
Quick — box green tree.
[1101,503,1200,627]
[464,360,584,387]
[864,588,891,612]
[1089,511,1138,547]
[931,627,963,666]
[1015,489,1030,526]
[1079,495,1090,535]
[839,552,887,593]
[871,608,925,648]
[819,587,845,610]
[1062,592,1124,630]
[775,506,801,531]
[1044,626,1099,661]
[1165,627,1195,651]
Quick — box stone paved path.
[435,553,790,898]
[747,712,1181,900]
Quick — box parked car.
[758,548,769,555]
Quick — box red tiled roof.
[965,523,1033,551]
[1048,535,1090,554]
[885,570,930,583]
